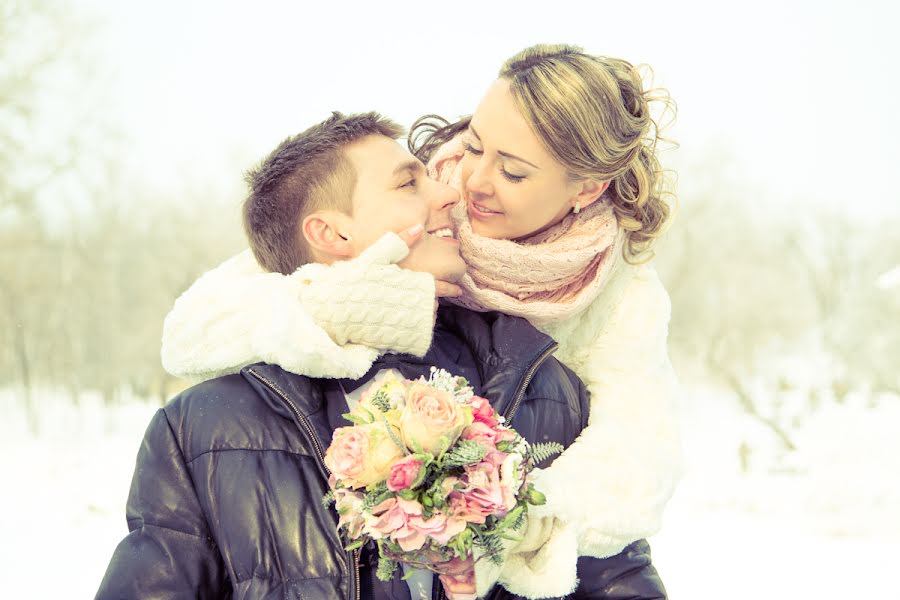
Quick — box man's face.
[344,135,466,282]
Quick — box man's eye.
[462,143,483,156]
[401,178,417,188]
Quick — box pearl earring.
[573,201,581,214]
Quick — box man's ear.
[301,211,354,262]
[572,179,611,211]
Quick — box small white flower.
[500,452,525,497]
[427,367,474,403]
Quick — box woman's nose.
[465,158,493,197]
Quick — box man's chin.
[444,261,468,284]
[451,272,466,284]
[406,254,468,284]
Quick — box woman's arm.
[474,266,680,598]
[528,265,683,556]
[161,233,438,381]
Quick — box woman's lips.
[467,199,503,219]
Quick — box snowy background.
[2,0,899,598]
[4,384,898,599]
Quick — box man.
[97,112,665,599]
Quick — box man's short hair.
[242,111,405,274]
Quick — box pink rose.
[400,384,473,455]
[408,511,468,546]
[469,396,498,427]
[481,449,508,469]
[324,424,406,489]
[386,498,429,551]
[387,456,424,492]
[461,421,502,450]
[392,524,428,552]
[366,496,424,547]
[448,462,516,524]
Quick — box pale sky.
[47,0,900,219]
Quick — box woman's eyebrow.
[469,125,539,170]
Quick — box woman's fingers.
[395,225,464,299]
[440,557,476,600]
[396,224,425,248]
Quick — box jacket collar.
[243,305,557,441]
[435,304,558,418]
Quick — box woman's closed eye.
[462,142,483,156]
[400,177,417,189]
[501,169,525,183]
[464,142,525,182]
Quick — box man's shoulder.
[160,371,297,462]
[166,372,259,415]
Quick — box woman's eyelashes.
[462,142,483,156]
[463,143,526,183]
[501,170,525,183]
[400,177,417,189]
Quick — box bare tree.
[655,152,898,462]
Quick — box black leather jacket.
[97,306,666,599]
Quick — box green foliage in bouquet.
[526,441,564,465]
[361,481,392,512]
[375,546,398,582]
[370,389,393,413]
[438,439,489,470]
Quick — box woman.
[162,44,681,599]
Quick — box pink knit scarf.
[429,136,624,326]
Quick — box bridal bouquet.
[323,368,561,595]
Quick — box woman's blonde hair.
[501,44,676,261]
[411,44,676,261]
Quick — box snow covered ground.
[2,385,898,599]
[652,386,900,598]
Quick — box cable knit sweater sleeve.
[160,233,437,381]
[528,263,682,554]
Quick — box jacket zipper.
[247,368,361,600]
[433,341,559,600]
[502,341,558,421]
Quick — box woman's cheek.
[459,156,475,191]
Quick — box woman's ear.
[572,179,611,211]
[301,211,354,262]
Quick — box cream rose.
[348,372,408,428]
[399,384,473,455]
[333,487,367,539]
[325,424,406,489]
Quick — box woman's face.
[459,78,583,240]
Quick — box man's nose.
[430,180,459,213]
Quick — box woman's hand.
[395,225,463,299]
[436,555,476,600]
